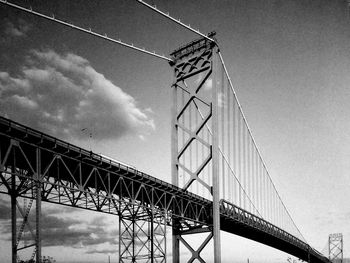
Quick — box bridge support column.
[10,180,40,263]
[11,173,17,263]
[170,32,221,262]
[35,148,42,263]
[2,139,42,262]
[212,37,221,263]
[171,219,180,263]
[119,204,166,263]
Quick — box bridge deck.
[0,116,329,263]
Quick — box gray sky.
[0,0,350,262]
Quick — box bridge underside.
[0,116,329,263]
[220,203,323,263]
[221,218,309,258]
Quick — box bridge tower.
[170,32,222,262]
[329,233,343,263]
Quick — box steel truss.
[119,204,167,262]
[2,140,42,263]
[329,233,343,263]
[170,32,221,262]
[10,190,40,263]
[0,115,331,263]
[0,117,210,263]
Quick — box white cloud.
[0,49,155,140]
[4,19,31,38]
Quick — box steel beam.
[212,44,221,263]
[36,148,42,262]
[171,40,180,263]
[11,172,16,263]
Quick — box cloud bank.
[0,200,118,252]
[0,49,155,140]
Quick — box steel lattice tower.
[170,32,221,262]
[329,233,343,263]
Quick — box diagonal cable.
[0,0,172,62]
[135,0,214,42]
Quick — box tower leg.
[212,45,222,263]
[171,43,179,263]
[11,185,17,263]
[35,148,42,263]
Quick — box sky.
[0,0,350,262]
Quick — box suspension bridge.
[0,1,344,263]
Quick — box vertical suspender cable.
[249,137,252,212]
[238,113,242,207]
[218,52,306,240]
[227,76,232,202]
[189,102,193,193]
[243,120,247,210]
[244,134,247,211]
[221,62,225,200]
[235,102,239,204]
[181,87,185,188]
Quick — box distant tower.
[329,233,343,263]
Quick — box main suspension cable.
[136,0,215,43]
[0,0,173,62]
